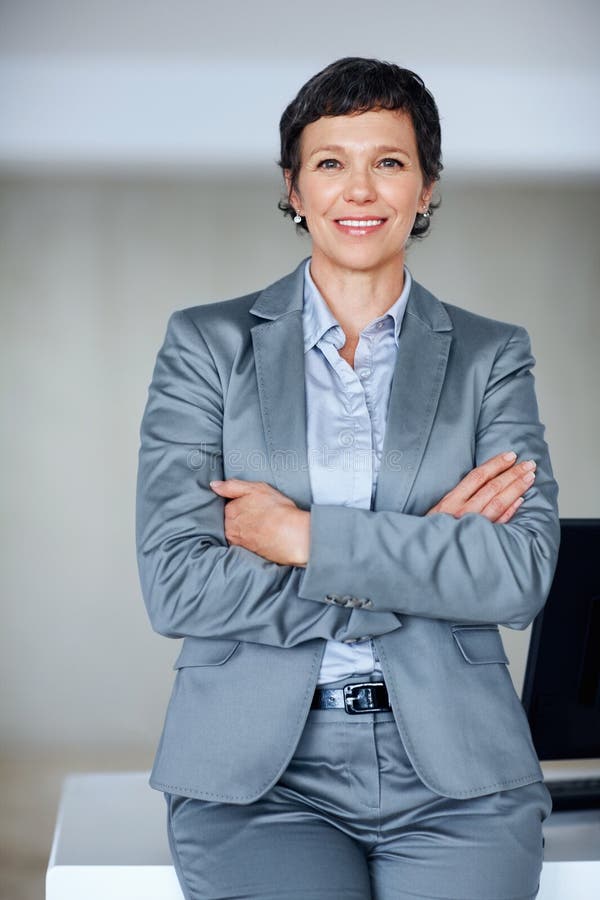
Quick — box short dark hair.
[278,57,442,237]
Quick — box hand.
[426,451,536,524]
[209,479,310,566]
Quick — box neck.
[308,250,406,340]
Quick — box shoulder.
[165,260,306,347]
[411,279,530,350]
[445,301,527,344]
[173,290,261,336]
[154,297,256,386]
[159,290,263,368]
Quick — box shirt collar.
[301,258,412,353]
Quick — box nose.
[343,165,377,204]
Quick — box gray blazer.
[136,258,559,804]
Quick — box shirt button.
[359,369,371,380]
[376,321,384,330]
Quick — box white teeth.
[338,219,384,227]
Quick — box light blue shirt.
[301,259,413,684]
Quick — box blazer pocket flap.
[451,626,509,665]
[173,637,241,669]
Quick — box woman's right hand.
[426,451,537,524]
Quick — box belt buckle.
[343,682,387,715]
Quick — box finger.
[496,496,524,525]
[462,459,536,515]
[446,451,518,505]
[478,468,536,521]
[209,478,258,496]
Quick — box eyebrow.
[308,144,412,158]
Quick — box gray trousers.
[165,675,551,900]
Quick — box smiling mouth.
[336,218,386,228]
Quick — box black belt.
[311,681,391,715]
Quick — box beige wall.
[1,175,599,752]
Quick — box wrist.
[290,509,310,567]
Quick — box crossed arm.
[209,451,539,567]
[209,451,553,629]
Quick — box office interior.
[1,2,599,898]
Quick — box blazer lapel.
[249,261,313,511]
[374,281,453,513]
[249,262,453,516]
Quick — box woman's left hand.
[209,479,310,567]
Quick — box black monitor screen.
[522,519,600,760]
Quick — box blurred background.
[1,1,599,897]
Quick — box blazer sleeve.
[297,326,560,629]
[136,309,403,646]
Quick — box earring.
[421,208,430,218]
[293,212,302,224]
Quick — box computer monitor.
[522,518,600,761]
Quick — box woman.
[136,57,559,900]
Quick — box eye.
[378,158,404,169]
[316,158,341,170]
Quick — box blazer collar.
[248,258,306,320]
[249,256,453,334]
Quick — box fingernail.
[524,471,536,484]
[523,459,536,471]
[209,480,224,487]
[503,451,517,461]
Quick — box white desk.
[47,773,600,899]
[47,773,183,900]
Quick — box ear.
[284,170,302,213]
[421,181,435,210]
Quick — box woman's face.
[288,107,433,277]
